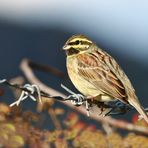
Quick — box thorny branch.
[1,58,148,135]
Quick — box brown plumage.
[63,34,148,123]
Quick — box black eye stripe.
[68,42,76,45]
[66,48,80,56]
[75,40,80,45]
[68,40,91,46]
[68,40,80,45]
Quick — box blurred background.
[0,0,148,124]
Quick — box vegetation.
[0,59,148,148]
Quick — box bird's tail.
[128,98,148,123]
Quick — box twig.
[48,108,62,130]
[18,58,148,135]
[28,60,65,78]
[102,122,114,135]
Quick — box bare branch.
[17,58,148,135]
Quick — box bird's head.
[63,35,93,56]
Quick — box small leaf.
[1,133,8,140]
[54,108,65,115]
[0,103,10,114]
[4,123,16,132]
[11,135,24,147]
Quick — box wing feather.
[77,51,128,103]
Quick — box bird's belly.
[68,70,114,102]
[67,58,102,97]
[69,73,100,96]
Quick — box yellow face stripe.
[70,44,90,49]
[70,38,92,44]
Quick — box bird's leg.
[104,108,115,116]
[86,96,111,116]
[87,95,112,115]
[87,95,114,115]
[96,102,106,115]
[97,102,116,116]
[87,96,128,116]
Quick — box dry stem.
[20,58,148,135]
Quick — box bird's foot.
[97,102,107,115]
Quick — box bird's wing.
[77,52,128,104]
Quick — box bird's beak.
[63,44,69,50]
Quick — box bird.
[62,34,148,123]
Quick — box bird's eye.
[75,40,80,45]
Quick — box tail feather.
[128,99,148,123]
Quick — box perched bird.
[63,34,148,123]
